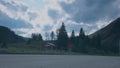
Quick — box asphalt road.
[0,55,120,68]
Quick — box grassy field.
[0,41,66,54]
[0,41,119,56]
[0,48,66,54]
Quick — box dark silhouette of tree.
[70,30,75,39]
[31,33,36,40]
[38,34,43,41]
[70,30,75,44]
[56,29,60,40]
[79,28,85,38]
[57,22,68,50]
[69,30,76,51]
[1,42,7,48]
[27,39,31,44]
[74,28,87,52]
[51,31,55,40]
[45,32,49,40]
[31,33,43,41]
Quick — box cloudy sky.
[0,0,120,38]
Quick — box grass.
[0,41,68,54]
[0,42,119,56]
[0,48,70,55]
[0,48,119,56]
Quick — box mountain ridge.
[0,26,25,43]
[90,17,120,53]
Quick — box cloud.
[0,0,54,37]
[0,0,35,37]
[52,0,120,35]
[0,0,28,19]
[0,0,27,11]
[13,28,38,37]
[0,12,32,29]
[0,0,120,38]
[60,0,120,23]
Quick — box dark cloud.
[60,0,120,23]
[0,12,33,29]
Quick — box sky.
[0,0,120,39]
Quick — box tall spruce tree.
[77,28,86,52]
[31,33,36,40]
[79,28,85,38]
[70,30,75,39]
[57,22,68,50]
[70,30,75,44]
[31,33,43,41]
[38,33,43,41]
[51,31,55,40]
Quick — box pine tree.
[38,33,43,41]
[31,33,36,40]
[57,22,68,50]
[70,30,75,39]
[51,31,55,40]
[31,33,43,41]
[45,32,49,40]
[77,28,86,52]
[79,28,85,38]
[70,30,75,44]
[1,42,7,48]
[69,30,76,51]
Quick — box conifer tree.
[70,30,75,39]
[70,30,75,44]
[57,22,68,50]
[31,33,43,41]
[79,28,85,38]
[77,28,86,52]
[51,31,55,40]
[38,33,43,41]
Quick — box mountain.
[0,26,25,43]
[90,17,120,53]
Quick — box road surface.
[0,55,120,68]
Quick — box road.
[0,55,120,68]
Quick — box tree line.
[29,22,118,54]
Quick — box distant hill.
[0,26,25,43]
[90,17,120,53]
